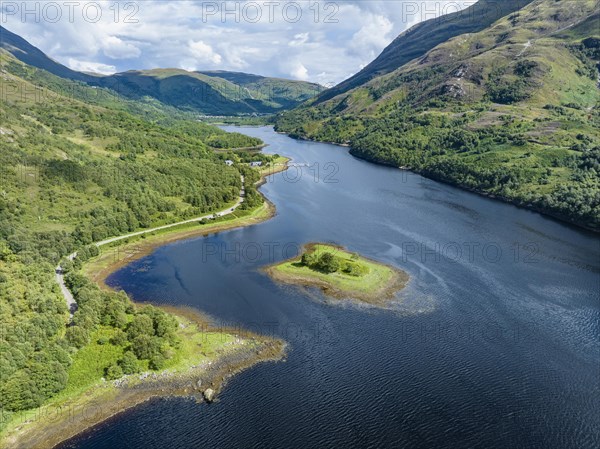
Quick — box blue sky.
[2,1,473,85]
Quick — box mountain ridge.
[315,0,536,103]
[0,25,324,115]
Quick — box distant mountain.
[98,68,323,115]
[0,26,324,115]
[276,0,600,230]
[200,70,323,110]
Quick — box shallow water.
[59,127,600,449]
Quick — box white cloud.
[67,59,116,75]
[291,63,309,81]
[102,36,141,60]
[349,15,394,59]
[188,40,222,65]
[219,43,258,70]
[289,32,309,47]
[3,1,472,84]
[281,60,309,81]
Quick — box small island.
[265,243,408,306]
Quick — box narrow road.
[57,176,245,318]
[56,252,77,317]
[96,176,245,246]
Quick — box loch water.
[59,127,600,449]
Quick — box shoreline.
[2,155,291,449]
[5,308,285,449]
[86,157,289,289]
[264,243,409,307]
[212,143,268,152]
[86,200,276,289]
[278,131,599,234]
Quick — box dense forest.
[0,50,270,423]
[277,100,600,230]
[349,106,600,227]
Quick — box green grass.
[63,327,125,395]
[160,318,237,373]
[258,156,290,177]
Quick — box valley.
[1,1,599,448]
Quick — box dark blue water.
[60,127,600,449]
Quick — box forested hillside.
[0,26,324,115]
[102,68,324,115]
[276,0,600,230]
[0,49,269,423]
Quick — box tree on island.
[317,252,340,273]
[301,250,342,274]
[343,262,367,277]
[301,252,317,266]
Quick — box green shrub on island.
[343,261,369,277]
[301,250,368,277]
[318,252,341,273]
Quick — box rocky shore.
[6,335,284,449]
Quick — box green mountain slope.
[0,49,270,425]
[0,26,324,115]
[103,68,323,115]
[200,70,323,111]
[276,0,600,230]
[0,25,97,83]
[315,0,535,103]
